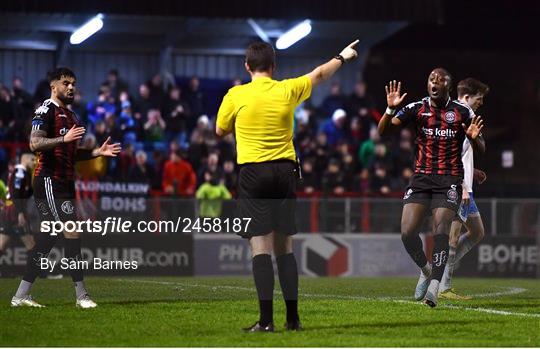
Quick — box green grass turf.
[0,276,538,347]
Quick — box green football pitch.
[1,276,538,347]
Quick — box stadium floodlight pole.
[247,18,271,43]
[69,14,104,45]
[276,19,312,50]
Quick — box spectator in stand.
[222,159,237,192]
[320,82,346,119]
[298,158,319,194]
[116,92,137,144]
[32,78,50,105]
[116,143,136,181]
[358,126,380,168]
[368,143,394,176]
[347,81,381,141]
[370,163,392,195]
[103,69,129,100]
[187,131,209,171]
[129,150,155,184]
[195,171,232,220]
[70,90,88,125]
[392,128,414,176]
[393,166,414,191]
[163,86,190,146]
[94,120,110,145]
[151,149,166,191]
[190,114,215,147]
[162,150,197,197]
[311,132,330,173]
[133,83,152,131]
[321,158,346,195]
[144,109,166,142]
[148,73,166,109]
[320,108,349,147]
[184,76,205,133]
[87,84,116,126]
[197,152,222,186]
[11,77,33,115]
[0,85,16,140]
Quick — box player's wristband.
[385,107,396,116]
[333,54,346,64]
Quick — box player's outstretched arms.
[76,136,121,161]
[378,80,407,136]
[307,39,359,87]
[29,124,85,152]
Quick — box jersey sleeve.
[395,102,419,126]
[284,75,312,105]
[216,90,236,133]
[31,102,54,133]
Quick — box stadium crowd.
[0,70,414,197]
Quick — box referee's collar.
[252,76,273,82]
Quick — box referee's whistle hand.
[339,39,360,61]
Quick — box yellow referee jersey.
[216,75,312,164]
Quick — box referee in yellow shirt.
[216,39,359,332]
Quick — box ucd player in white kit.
[439,78,489,300]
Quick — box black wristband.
[334,54,345,64]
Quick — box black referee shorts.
[33,176,77,224]
[237,160,297,238]
[403,174,462,212]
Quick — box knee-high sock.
[276,253,299,323]
[401,234,428,268]
[431,234,450,282]
[64,238,87,298]
[455,234,476,262]
[252,254,274,326]
[22,233,58,283]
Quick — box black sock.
[64,238,83,282]
[401,234,428,268]
[23,233,58,283]
[431,234,450,281]
[252,254,274,326]
[276,253,299,323]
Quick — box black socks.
[401,234,428,268]
[277,253,299,323]
[64,238,84,282]
[431,234,450,282]
[252,254,274,326]
[23,233,59,283]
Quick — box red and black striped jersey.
[31,99,82,181]
[396,97,474,178]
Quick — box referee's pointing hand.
[339,39,360,62]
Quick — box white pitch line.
[468,287,527,298]
[394,299,540,318]
[116,279,539,319]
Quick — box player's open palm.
[64,124,86,143]
[97,137,122,157]
[385,80,407,109]
[463,115,484,140]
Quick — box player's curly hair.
[457,78,490,97]
[47,67,76,83]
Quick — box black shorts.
[403,174,462,212]
[237,160,297,238]
[33,177,77,224]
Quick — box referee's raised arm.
[307,39,359,86]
